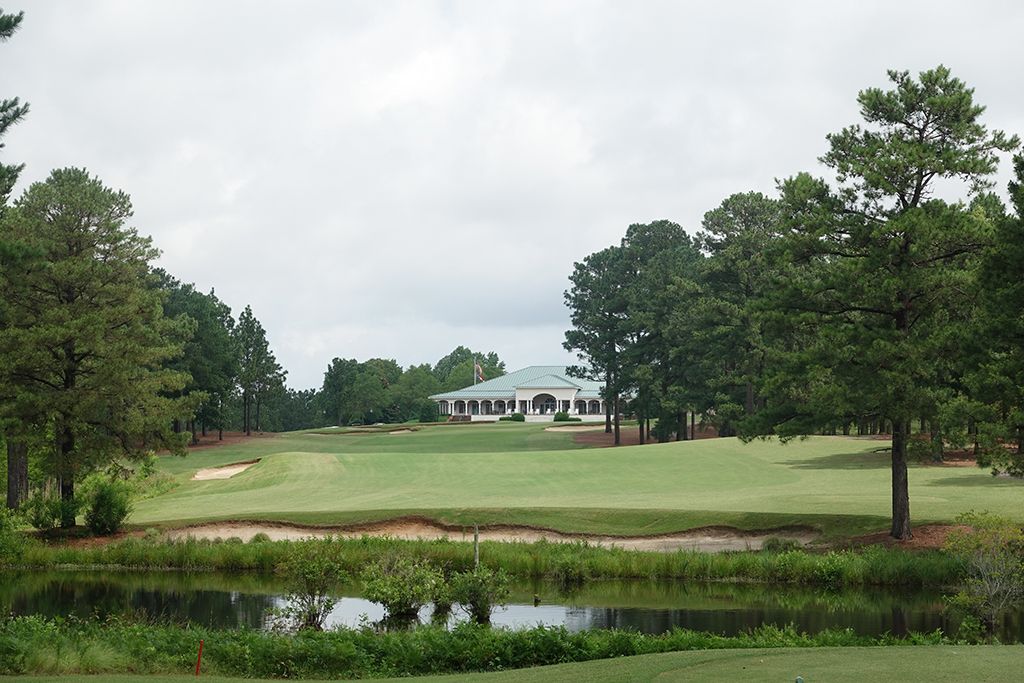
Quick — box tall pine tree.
[0,168,192,526]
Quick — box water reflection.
[2,571,1021,642]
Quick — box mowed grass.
[10,647,1024,682]
[134,423,1024,538]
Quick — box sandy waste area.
[165,518,818,552]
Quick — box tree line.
[564,66,1024,540]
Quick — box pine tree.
[768,67,1018,539]
[234,305,284,435]
[0,8,29,208]
[0,168,192,526]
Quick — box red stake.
[195,639,204,677]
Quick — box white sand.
[164,519,818,552]
[191,460,258,481]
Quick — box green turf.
[133,423,1024,538]
[10,646,1024,682]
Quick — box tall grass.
[9,535,961,587]
[0,616,953,678]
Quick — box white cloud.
[5,0,1023,387]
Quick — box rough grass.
[136,425,1024,539]
[11,536,959,586]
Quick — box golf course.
[134,422,1024,542]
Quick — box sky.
[5,1,1024,389]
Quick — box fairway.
[134,423,1024,538]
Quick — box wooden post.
[473,524,480,568]
[195,639,204,676]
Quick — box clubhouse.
[430,365,607,421]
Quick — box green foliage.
[11,533,961,587]
[361,556,444,620]
[0,168,193,526]
[272,539,348,631]
[434,346,506,391]
[84,479,133,536]
[0,8,29,208]
[0,506,25,561]
[155,270,239,435]
[0,616,953,678]
[499,412,526,422]
[552,411,582,422]
[450,565,511,623]
[943,511,1024,635]
[234,304,286,435]
[22,490,66,532]
[761,537,803,553]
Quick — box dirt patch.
[192,459,260,481]
[389,429,413,434]
[846,523,968,550]
[544,425,606,433]
[163,517,819,552]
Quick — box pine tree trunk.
[58,425,76,528]
[638,412,645,445]
[201,419,207,437]
[691,411,696,440]
[890,420,912,540]
[678,411,686,441]
[604,371,612,434]
[255,397,262,432]
[613,394,620,446]
[6,438,28,510]
[244,394,251,436]
[191,420,199,446]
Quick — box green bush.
[273,539,348,631]
[762,537,803,553]
[0,617,951,678]
[0,507,26,562]
[553,411,571,421]
[85,480,133,536]
[506,413,526,422]
[22,491,64,532]
[450,565,511,623]
[362,556,443,620]
[943,511,1024,636]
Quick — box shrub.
[943,511,1024,635]
[22,491,63,532]
[450,565,511,624]
[508,413,526,422]
[85,480,133,536]
[0,507,26,562]
[272,539,347,631]
[249,532,272,544]
[362,557,443,621]
[553,411,571,422]
[762,537,803,553]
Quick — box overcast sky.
[5,1,1023,388]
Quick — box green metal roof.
[430,365,605,401]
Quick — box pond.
[2,570,1020,641]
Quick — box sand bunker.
[191,459,259,481]
[544,425,606,432]
[164,518,818,552]
[389,429,413,434]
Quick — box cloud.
[5,0,1023,387]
